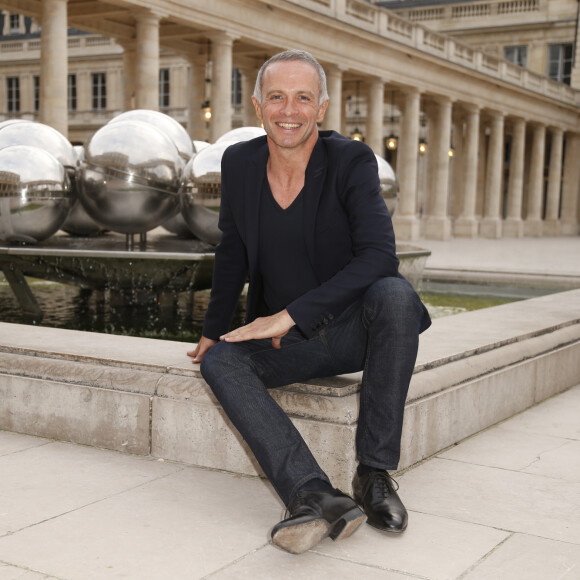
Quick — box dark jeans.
[200,277,428,506]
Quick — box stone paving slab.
[462,533,580,580]
[0,384,578,579]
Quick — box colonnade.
[34,0,580,239]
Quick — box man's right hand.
[187,336,218,364]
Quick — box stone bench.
[1,289,579,493]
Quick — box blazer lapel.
[244,140,269,274]
[303,137,328,278]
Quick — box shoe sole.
[366,519,407,533]
[329,506,367,541]
[271,507,366,555]
[271,519,330,554]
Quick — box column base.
[480,217,502,239]
[561,220,580,235]
[524,219,543,237]
[543,219,560,236]
[453,217,479,238]
[392,215,421,241]
[423,216,452,240]
[502,218,524,238]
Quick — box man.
[188,49,431,555]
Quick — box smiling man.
[188,49,431,554]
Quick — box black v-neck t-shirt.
[258,180,319,315]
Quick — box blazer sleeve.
[201,149,249,341]
[286,141,399,338]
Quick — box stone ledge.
[0,289,579,492]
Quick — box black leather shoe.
[353,470,408,533]
[271,488,367,554]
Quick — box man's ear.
[317,99,329,123]
[252,96,263,121]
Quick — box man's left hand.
[220,309,295,349]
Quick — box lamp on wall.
[351,81,363,141]
[418,112,427,154]
[385,90,398,151]
[448,127,455,157]
[201,40,212,122]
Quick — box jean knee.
[200,341,245,385]
[365,277,423,323]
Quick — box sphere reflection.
[0,145,71,243]
[109,109,193,162]
[77,120,184,235]
[375,154,398,216]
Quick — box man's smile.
[277,122,302,129]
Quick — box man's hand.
[220,309,295,349]
[187,336,218,364]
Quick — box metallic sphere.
[77,120,184,235]
[180,140,235,245]
[216,126,266,143]
[0,145,71,243]
[109,109,193,162]
[161,213,197,238]
[0,119,29,131]
[62,145,108,236]
[0,121,76,169]
[192,140,211,154]
[375,154,399,216]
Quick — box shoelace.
[365,471,399,500]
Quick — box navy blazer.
[202,130,428,340]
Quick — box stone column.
[524,123,546,236]
[392,87,421,240]
[504,117,526,237]
[187,57,206,140]
[323,65,343,132]
[560,132,580,234]
[239,67,259,127]
[544,127,564,235]
[365,78,384,155]
[454,104,480,237]
[424,96,452,240]
[39,0,68,136]
[135,10,160,111]
[480,111,504,238]
[121,42,137,110]
[209,32,235,142]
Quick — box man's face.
[252,60,328,152]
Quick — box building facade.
[380,0,580,87]
[0,0,578,240]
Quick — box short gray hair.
[253,49,329,106]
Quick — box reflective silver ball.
[180,140,234,245]
[375,154,398,216]
[0,119,29,131]
[0,145,71,243]
[216,126,266,143]
[161,213,196,238]
[109,109,193,162]
[192,140,210,154]
[77,120,184,235]
[0,121,76,169]
[62,145,107,236]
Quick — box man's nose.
[280,97,298,115]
